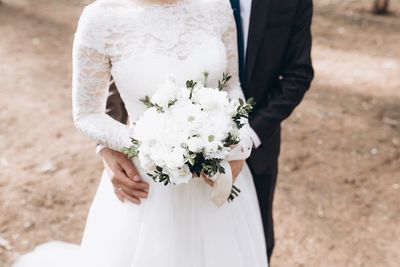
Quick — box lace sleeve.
[72,6,133,151]
[220,2,253,161]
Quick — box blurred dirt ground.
[0,0,399,266]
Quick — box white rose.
[138,151,156,172]
[148,143,170,168]
[198,112,232,144]
[192,87,230,111]
[168,165,192,185]
[134,109,166,140]
[165,147,185,169]
[151,76,180,108]
[186,137,203,153]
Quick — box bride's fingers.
[120,177,150,191]
[111,169,149,192]
[205,179,214,187]
[117,155,141,180]
[201,173,214,187]
[113,188,125,202]
[229,160,244,181]
[120,185,149,199]
[119,189,141,205]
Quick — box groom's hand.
[99,148,149,204]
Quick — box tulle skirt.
[12,163,268,267]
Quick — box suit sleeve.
[106,82,128,124]
[250,0,314,144]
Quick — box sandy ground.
[0,0,399,266]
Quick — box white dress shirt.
[240,0,262,148]
[240,0,252,52]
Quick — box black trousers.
[246,127,280,262]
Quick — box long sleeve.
[72,6,133,151]
[221,3,253,161]
[250,0,314,144]
[95,82,129,155]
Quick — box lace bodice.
[72,0,251,159]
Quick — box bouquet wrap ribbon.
[210,161,232,207]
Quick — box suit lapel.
[246,0,272,81]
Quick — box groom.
[98,0,314,262]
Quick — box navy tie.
[230,0,246,85]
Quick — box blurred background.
[0,0,399,266]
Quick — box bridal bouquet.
[123,74,254,202]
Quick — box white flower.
[191,87,230,111]
[165,147,186,169]
[168,165,192,185]
[148,143,170,168]
[131,74,248,187]
[227,100,239,117]
[186,137,203,153]
[151,76,180,109]
[138,151,156,172]
[134,109,165,141]
[203,139,230,159]
[198,112,232,143]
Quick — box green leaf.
[203,71,209,87]
[122,138,141,158]
[217,73,232,90]
[148,167,171,186]
[223,132,240,147]
[168,99,177,107]
[139,95,164,113]
[232,96,256,128]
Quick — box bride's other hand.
[201,160,244,187]
[201,173,214,187]
[229,160,244,181]
[100,148,149,204]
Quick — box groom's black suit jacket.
[244,0,314,174]
[105,0,314,259]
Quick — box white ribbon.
[210,161,232,207]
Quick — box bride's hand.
[201,160,244,187]
[100,148,149,204]
[229,160,245,180]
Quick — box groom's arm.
[95,82,128,153]
[106,82,128,124]
[250,0,314,144]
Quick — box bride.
[13,0,268,266]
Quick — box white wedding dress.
[13,0,268,266]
